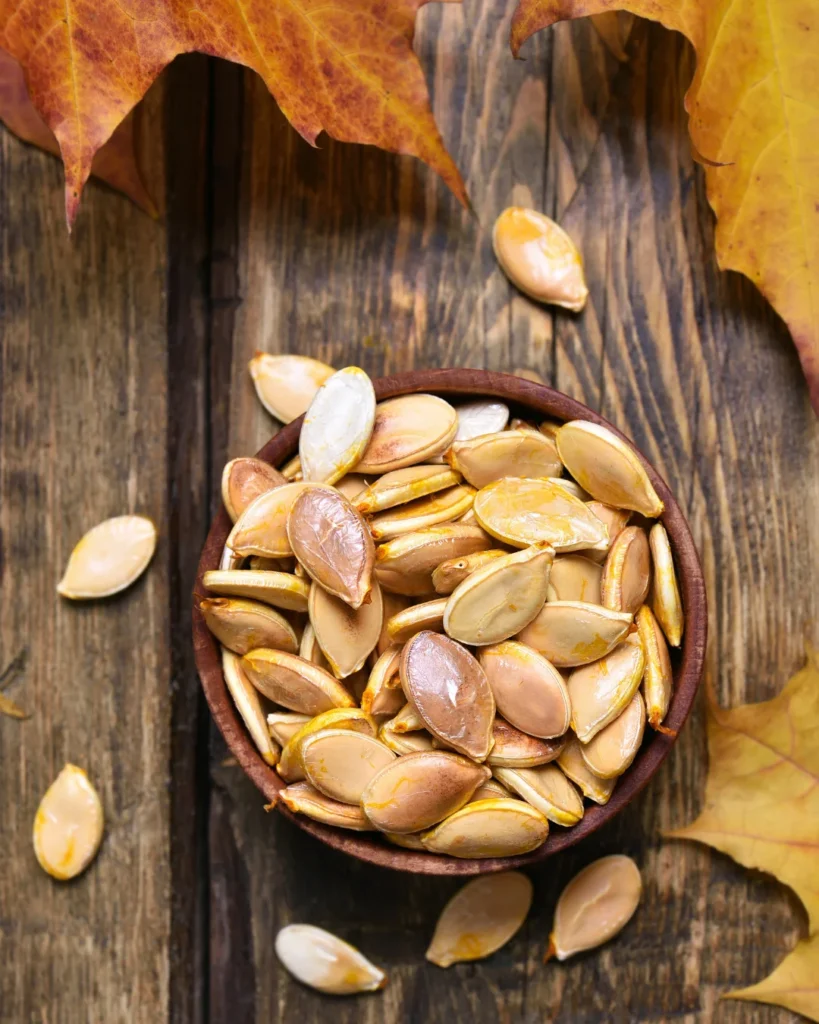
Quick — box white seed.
[649,523,684,647]
[426,872,533,967]
[299,367,376,485]
[386,598,447,644]
[452,400,510,442]
[249,353,334,423]
[275,924,386,994]
[420,798,549,859]
[221,649,280,766]
[356,394,458,473]
[57,515,156,599]
[549,855,641,960]
[517,601,632,668]
[494,764,584,826]
[33,764,103,880]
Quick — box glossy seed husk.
[277,708,377,782]
[279,782,374,831]
[308,581,383,679]
[479,641,571,739]
[360,645,405,716]
[361,750,490,834]
[57,515,157,599]
[445,430,562,489]
[487,718,566,768]
[201,597,298,656]
[556,735,616,805]
[301,728,396,804]
[470,778,515,802]
[227,482,319,558]
[494,764,584,826]
[601,526,651,615]
[517,601,633,667]
[203,569,310,612]
[637,604,673,729]
[299,366,376,485]
[299,623,331,670]
[241,649,355,715]
[420,798,550,859]
[580,692,646,779]
[221,457,285,522]
[248,353,334,423]
[275,924,386,994]
[584,502,632,563]
[287,486,374,607]
[354,465,462,514]
[426,872,533,967]
[356,394,458,473]
[452,400,510,443]
[267,712,311,747]
[335,473,371,501]
[431,549,508,595]
[567,640,646,742]
[221,648,280,767]
[370,485,476,541]
[390,701,425,733]
[375,524,492,596]
[649,523,684,647]
[379,722,435,755]
[281,454,302,480]
[387,598,447,644]
[547,555,603,604]
[33,764,104,880]
[443,543,554,646]
[555,421,663,518]
[549,855,641,960]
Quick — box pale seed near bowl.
[203,366,685,860]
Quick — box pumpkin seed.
[375,567,436,598]
[299,366,376,485]
[360,751,490,833]
[275,924,386,994]
[401,631,495,761]
[453,400,511,442]
[248,353,334,423]
[308,580,383,678]
[431,549,508,595]
[370,485,475,541]
[354,465,461,514]
[248,555,287,572]
[547,555,603,604]
[493,207,588,312]
[299,622,331,670]
[220,545,244,571]
[556,736,616,804]
[375,524,492,593]
[549,478,590,501]
[281,455,302,480]
[457,508,478,524]
[479,641,571,739]
[508,418,541,434]
[539,419,561,440]
[288,486,374,607]
[470,778,514,802]
[580,692,645,779]
[221,649,280,766]
[267,712,311,747]
[379,722,434,755]
[277,708,377,782]
[201,597,298,656]
[360,646,405,716]
[228,482,319,558]
[555,421,663,517]
[473,478,608,552]
[601,526,651,615]
[445,431,562,489]
[203,570,310,612]
[57,515,156,599]
[221,457,285,522]
[279,782,374,832]
[356,394,458,473]
[33,764,104,881]
[649,523,684,647]
[567,640,645,742]
[241,649,355,714]
[584,502,631,563]
[387,598,447,644]
[383,831,427,849]
[420,798,550,859]
[487,718,565,768]
[302,728,396,804]
[548,855,641,960]
[426,872,533,968]
[493,764,584,826]
[637,604,673,729]
[334,473,371,501]
[390,700,425,733]
[443,543,554,646]
[378,592,411,653]
[516,601,632,667]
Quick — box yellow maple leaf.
[511,0,819,413]
[664,650,819,1020]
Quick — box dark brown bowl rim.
[193,369,707,876]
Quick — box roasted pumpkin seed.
[387,598,447,644]
[281,454,302,480]
[517,601,632,667]
[421,798,549,859]
[302,728,395,804]
[360,646,405,716]
[445,431,562,489]
[248,353,334,423]
[201,597,298,656]
[57,515,156,599]
[379,722,435,755]
[228,482,319,558]
[203,569,310,612]
[555,421,663,517]
[567,640,645,742]
[356,394,458,473]
[299,366,376,485]
[556,736,616,805]
[33,764,104,880]
[493,764,584,826]
[334,473,370,501]
[580,692,645,779]
[431,549,508,595]
[354,465,461,514]
[221,457,285,522]
[370,485,475,541]
[601,526,651,615]
[479,641,571,739]
[470,778,514,802]
[547,555,603,604]
[426,872,533,967]
[241,649,355,714]
[267,712,311,747]
[584,502,631,563]
[277,708,376,782]
[637,604,673,729]
[275,924,386,994]
[487,718,565,768]
[452,400,510,442]
[279,782,374,832]
[649,523,684,647]
[299,622,330,670]
[308,580,383,678]
[221,648,280,766]
[375,524,492,594]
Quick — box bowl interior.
[193,369,707,875]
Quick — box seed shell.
[356,394,458,473]
[452,400,510,443]
[360,646,405,716]
[370,485,476,541]
[275,924,386,994]
[301,728,396,804]
[279,782,374,832]
[556,736,616,804]
[299,366,376,485]
[601,526,651,615]
[299,622,331,670]
[203,570,310,612]
[432,549,508,595]
[649,523,684,647]
[637,604,673,729]
[221,457,285,522]
[375,525,492,594]
[201,597,298,656]
[584,502,631,563]
[33,764,104,881]
[277,708,377,782]
[446,430,562,489]
[334,473,371,501]
[57,515,156,599]
[517,601,632,667]
[221,648,280,767]
[420,798,550,859]
[355,465,462,514]
[549,855,641,960]
[379,722,435,755]
[580,692,646,779]
[308,581,383,678]
[241,649,355,715]
[487,719,566,768]
[479,641,571,739]
[248,353,334,423]
[567,640,646,742]
[228,482,320,558]
[387,598,447,644]
[267,712,311,747]
[547,555,603,604]
[493,764,584,826]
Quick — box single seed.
[220,545,244,571]
[493,207,588,312]
[649,523,684,647]
[493,764,584,826]
[281,455,302,480]
[308,581,383,679]
[387,598,447,644]
[375,524,492,595]
[33,764,104,880]
[479,641,571,739]
[548,855,641,961]
[390,700,425,733]
[241,649,355,715]
[221,457,285,522]
[370,485,476,541]
[275,924,386,994]
[445,431,562,489]
[420,798,550,859]
[637,604,673,730]
[201,597,298,656]
[280,782,374,832]
[453,400,511,443]
[432,549,508,595]
[539,419,561,440]
[354,465,462,514]
[567,640,645,742]
[547,555,603,604]
[601,526,651,615]
[555,421,663,517]
[470,778,514,802]
[549,478,590,501]
[227,482,320,558]
[426,872,533,968]
[334,473,371,501]
[580,692,646,779]
[302,728,396,804]
[556,736,616,805]
[277,708,377,782]
[584,502,631,563]
[487,718,566,768]
[299,622,331,670]
[379,722,434,755]
[299,366,376,485]
[267,712,311,747]
[203,570,310,612]
[517,601,632,667]
[360,646,405,716]
[356,394,458,473]
[221,649,280,766]
[248,352,334,423]
[57,515,156,599]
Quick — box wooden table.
[1,7,816,1022]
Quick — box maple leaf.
[0,49,156,215]
[0,0,465,228]
[664,650,819,1020]
[510,1,819,414]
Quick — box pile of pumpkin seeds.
[202,359,684,860]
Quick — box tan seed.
[390,701,425,733]
[601,526,651,615]
[227,482,319,558]
[580,692,646,779]
[584,502,631,563]
[370,485,476,541]
[432,549,508,595]
[267,712,311,747]
[299,622,331,670]
[308,581,383,679]
[494,764,584,826]
[248,353,334,423]
[334,473,371,501]
[401,632,495,761]
[556,736,616,805]
[221,649,280,766]
[539,419,561,439]
[302,728,395,804]
[281,454,302,480]
[33,764,104,880]
[567,640,645,742]
[555,421,663,517]
[379,722,434,755]
[375,525,492,594]
[241,649,355,715]
[493,207,588,312]
[445,431,562,489]
[549,855,641,960]
[426,872,533,968]
[299,366,376,485]
[444,543,554,646]
[360,646,405,716]
[361,751,490,833]
[203,570,310,612]
[487,718,566,768]
[287,486,374,607]
[378,592,411,653]
[201,597,298,656]
[649,523,684,647]
[277,708,377,782]
[355,465,462,514]
[637,604,673,729]
[517,601,632,667]
[547,555,603,604]
[356,394,458,473]
[420,798,549,859]
[470,778,514,802]
[221,457,285,522]
[275,924,385,994]
[57,515,156,599]
[473,478,608,552]
[387,598,447,644]
[479,641,571,739]
[279,782,374,832]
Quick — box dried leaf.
[726,934,819,1022]
[511,1,819,412]
[0,0,465,227]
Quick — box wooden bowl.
[193,369,706,875]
